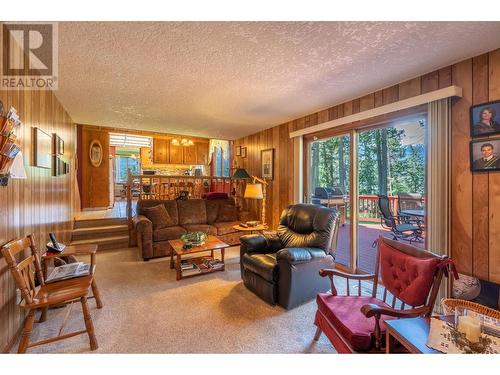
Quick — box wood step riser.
[74,218,128,229]
[71,229,129,241]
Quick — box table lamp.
[231,168,251,207]
[244,176,268,226]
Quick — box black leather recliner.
[240,203,339,309]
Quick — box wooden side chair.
[1,234,98,353]
[313,236,456,353]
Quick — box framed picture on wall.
[261,148,274,180]
[241,147,247,158]
[470,139,500,172]
[33,127,52,169]
[470,100,500,137]
[235,145,241,156]
[53,133,64,155]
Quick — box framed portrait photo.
[470,100,500,137]
[241,147,247,158]
[235,145,241,156]
[261,148,274,180]
[470,139,500,172]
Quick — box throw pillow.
[143,204,174,230]
[216,205,239,222]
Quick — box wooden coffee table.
[168,235,229,280]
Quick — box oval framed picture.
[89,139,103,167]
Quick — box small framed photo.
[53,133,64,155]
[241,147,247,158]
[261,148,274,180]
[235,145,241,156]
[470,139,500,172]
[470,100,500,137]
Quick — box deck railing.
[357,195,398,223]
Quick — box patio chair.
[397,192,424,224]
[377,195,423,244]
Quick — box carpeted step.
[73,217,128,229]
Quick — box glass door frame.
[303,129,357,273]
[303,106,428,274]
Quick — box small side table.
[232,224,268,235]
[385,316,451,354]
[42,244,103,309]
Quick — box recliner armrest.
[132,215,152,233]
[276,247,327,265]
[240,234,268,255]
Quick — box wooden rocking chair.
[1,234,98,353]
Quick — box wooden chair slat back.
[2,237,31,258]
[1,235,44,306]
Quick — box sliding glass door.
[356,118,426,273]
[307,134,351,268]
[305,114,427,273]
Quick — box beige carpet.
[12,246,340,353]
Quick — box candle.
[457,315,482,343]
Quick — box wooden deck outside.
[335,222,425,273]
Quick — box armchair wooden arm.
[360,303,431,350]
[319,268,376,296]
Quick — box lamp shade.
[232,168,251,180]
[244,183,263,199]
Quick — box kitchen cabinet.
[195,142,209,165]
[153,138,169,164]
[152,138,210,165]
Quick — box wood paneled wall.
[0,89,77,352]
[235,48,500,283]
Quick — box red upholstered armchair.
[313,236,456,353]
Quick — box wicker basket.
[441,298,500,319]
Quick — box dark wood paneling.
[472,53,490,280]
[398,77,421,100]
[489,49,500,284]
[421,71,439,93]
[439,66,452,88]
[451,59,473,276]
[0,88,77,352]
[360,94,375,112]
[383,85,399,105]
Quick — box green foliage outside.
[310,121,425,197]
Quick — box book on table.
[182,264,200,276]
[45,262,91,283]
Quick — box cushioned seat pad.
[153,226,187,241]
[242,253,278,282]
[395,223,420,232]
[316,294,395,351]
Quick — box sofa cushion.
[177,199,207,225]
[316,294,395,352]
[212,221,240,236]
[217,205,239,222]
[242,253,278,282]
[205,199,220,224]
[153,226,187,242]
[137,200,179,226]
[182,224,217,236]
[143,204,174,230]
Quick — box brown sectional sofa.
[132,198,250,260]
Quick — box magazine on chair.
[45,262,91,283]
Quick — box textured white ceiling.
[56,22,500,140]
